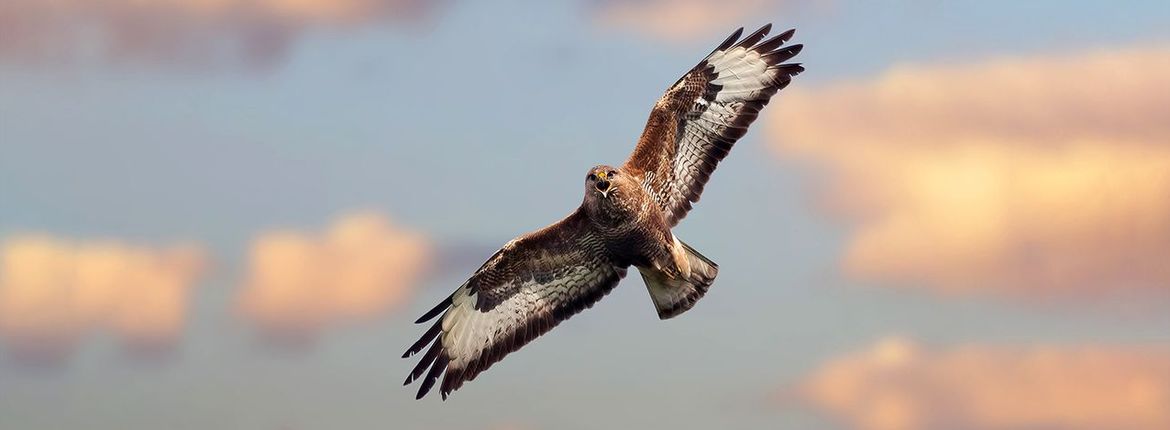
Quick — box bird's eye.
[587,173,596,181]
[608,171,617,177]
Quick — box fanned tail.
[640,239,718,319]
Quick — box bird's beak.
[595,171,611,198]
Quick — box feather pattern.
[403,209,627,399]
[403,24,804,401]
[625,24,803,226]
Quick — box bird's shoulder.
[467,208,609,298]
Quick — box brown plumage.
[404,24,803,400]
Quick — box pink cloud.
[799,337,1170,430]
[0,0,440,70]
[0,235,206,364]
[768,46,1170,296]
[236,211,432,345]
[589,0,822,42]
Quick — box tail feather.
[640,240,718,319]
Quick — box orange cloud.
[0,235,206,364]
[769,46,1170,295]
[799,337,1170,430]
[237,212,432,344]
[0,0,438,69]
[591,0,791,42]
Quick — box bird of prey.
[403,24,803,400]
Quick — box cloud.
[236,211,432,345]
[798,337,1170,430]
[0,0,440,70]
[0,235,206,365]
[589,0,807,42]
[768,46,1170,296]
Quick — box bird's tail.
[639,239,718,319]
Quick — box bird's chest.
[589,182,672,266]
[596,215,671,268]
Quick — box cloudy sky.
[2,1,1169,429]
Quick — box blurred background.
[2,1,1169,429]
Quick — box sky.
[1,1,1170,429]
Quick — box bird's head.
[583,165,641,223]
[585,165,621,199]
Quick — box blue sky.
[2,1,1170,429]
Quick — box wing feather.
[625,24,804,226]
[403,209,627,400]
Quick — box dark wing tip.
[413,295,452,324]
[415,352,449,400]
[404,337,444,387]
[754,28,795,54]
[764,44,804,66]
[779,28,796,42]
[441,382,454,401]
[714,27,745,53]
[402,319,443,358]
[735,23,773,49]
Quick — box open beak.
[596,180,611,198]
[595,171,611,198]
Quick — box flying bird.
[403,24,803,400]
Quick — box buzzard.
[404,24,803,400]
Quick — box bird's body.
[583,165,673,270]
[404,24,803,399]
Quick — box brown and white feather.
[625,25,803,226]
[403,24,803,401]
[402,209,627,400]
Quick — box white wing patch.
[651,26,803,225]
[709,48,772,100]
[404,233,626,400]
[443,280,543,369]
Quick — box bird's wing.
[402,209,626,400]
[624,24,803,226]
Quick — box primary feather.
[625,24,804,226]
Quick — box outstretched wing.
[625,24,803,226]
[402,209,627,400]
